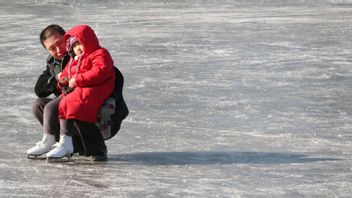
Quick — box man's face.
[43,33,66,60]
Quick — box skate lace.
[51,136,66,149]
[51,142,62,149]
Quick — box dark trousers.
[32,98,106,156]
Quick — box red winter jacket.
[58,25,115,123]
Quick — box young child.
[44,24,116,159]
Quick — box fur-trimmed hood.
[64,24,100,56]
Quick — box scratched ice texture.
[0,0,352,197]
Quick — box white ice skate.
[46,134,74,162]
[27,133,56,159]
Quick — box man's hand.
[69,78,76,88]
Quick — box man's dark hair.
[39,24,65,48]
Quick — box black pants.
[32,98,106,156]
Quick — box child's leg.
[43,96,62,140]
[46,119,74,158]
[59,119,74,136]
[26,97,62,156]
[32,97,52,125]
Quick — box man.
[28,24,128,161]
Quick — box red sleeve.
[75,49,114,87]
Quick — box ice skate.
[27,133,56,159]
[46,134,74,162]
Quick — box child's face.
[72,41,84,57]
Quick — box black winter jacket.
[110,67,129,138]
[34,54,69,97]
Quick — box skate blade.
[27,154,47,160]
[46,154,73,163]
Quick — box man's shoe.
[92,149,108,161]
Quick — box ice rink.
[1,0,352,197]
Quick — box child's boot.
[27,133,56,157]
[46,134,74,159]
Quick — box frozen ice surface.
[1,0,352,197]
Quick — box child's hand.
[59,76,69,86]
[57,72,62,80]
[69,78,76,88]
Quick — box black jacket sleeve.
[34,65,60,97]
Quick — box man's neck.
[48,53,68,65]
[53,58,62,65]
